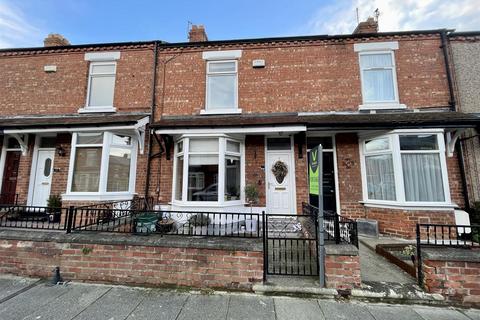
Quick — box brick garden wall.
[422,248,480,307]
[324,245,361,290]
[0,233,264,291]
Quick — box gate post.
[416,224,423,288]
[262,210,267,282]
[316,145,325,288]
[66,206,75,234]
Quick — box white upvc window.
[203,60,239,114]
[82,61,117,112]
[64,132,137,200]
[354,41,405,110]
[360,130,451,208]
[173,136,244,206]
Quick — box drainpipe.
[144,41,159,200]
[441,30,470,210]
[440,30,456,111]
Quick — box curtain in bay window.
[365,154,396,200]
[402,154,445,202]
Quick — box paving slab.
[318,300,375,320]
[367,304,424,320]
[176,294,229,320]
[463,309,480,320]
[227,295,275,320]
[72,286,147,320]
[359,241,415,284]
[0,276,38,301]
[274,297,325,320]
[22,283,111,320]
[0,283,70,320]
[126,290,188,320]
[413,306,472,320]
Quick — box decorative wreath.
[272,160,288,183]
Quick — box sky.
[1,0,480,49]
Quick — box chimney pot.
[188,25,208,42]
[353,17,378,34]
[44,34,70,47]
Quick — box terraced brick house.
[1,21,478,239]
[0,34,153,207]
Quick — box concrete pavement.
[0,275,478,320]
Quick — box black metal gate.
[264,213,319,276]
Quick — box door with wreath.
[266,151,294,214]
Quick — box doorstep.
[253,276,445,306]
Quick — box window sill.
[200,108,242,115]
[61,193,134,201]
[358,103,406,111]
[78,106,117,113]
[360,200,457,211]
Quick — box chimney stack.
[188,25,208,42]
[353,17,378,34]
[44,34,70,47]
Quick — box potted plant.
[47,194,62,223]
[156,213,175,234]
[188,213,211,235]
[401,245,416,265]
[244,184,260,233]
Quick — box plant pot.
[157,218,175,233]
[48,210,61,223]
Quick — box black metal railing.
[76,196,154,211]
[71,207,261,238]
[416,223,480,287]
[0,205,70,230]
[0,193,19,205]
[302,202,358,247]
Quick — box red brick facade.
[423,255,480,307]
[0,31,469,238]
[325,254,361,290]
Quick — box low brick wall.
[325,244,361,290]
[0,230,263,291]
[422,247,480,307]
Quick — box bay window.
[67,132,137,199]
[361,131,450,206]
[173,136,243,205]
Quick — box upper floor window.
[87,62,116,109]
[206,60,238,112]
[80,51,120,113]
[201,50,242,115]
[354,42,405,110]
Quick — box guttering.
[440,30,456,111]
[145,41,159,198]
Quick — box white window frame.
[354,41,405,110]
[202,60,241,115]
[79,61,117,113]
[359,129,452,209]
[63,132,138,201]
[172,135,245,207]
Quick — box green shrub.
[47,194,62,209]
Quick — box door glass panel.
[267,138,291,150]
[40,137,56,148]
[44,158,52,177]
[307,137,333,150]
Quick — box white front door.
[32,150,55,207]
[266,150,295,214]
